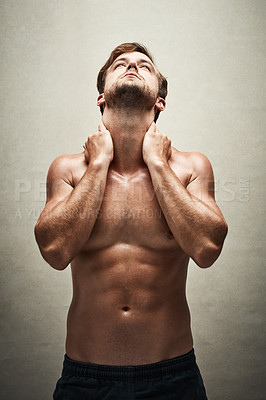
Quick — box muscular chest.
[100,174,164,237]
[87,168,182,250]
[73,162,188,251]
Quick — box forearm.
[148,161,228,267]
[35,160,109,269]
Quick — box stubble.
[104,79,157,111]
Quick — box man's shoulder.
[49,152,85,169]
[171,146,210,164]
[51,152,84,164]
[169,147,213,178]
[47,152,86,179]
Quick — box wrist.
[146,158,168,170]
[89,157,111,170]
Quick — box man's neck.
[102,107,155,176]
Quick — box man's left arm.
[143,123,228,268]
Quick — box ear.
[97,94,106,109]
[155,97,166,113]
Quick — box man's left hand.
[142,122,172,166]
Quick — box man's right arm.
[34,124,113,270]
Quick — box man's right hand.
[83,123,114,165]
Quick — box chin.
[105,83,156,110]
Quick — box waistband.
[62,349,196,380]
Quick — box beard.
[104,80,158,111]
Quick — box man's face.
[104,51,159,95]
[99,52,161,111]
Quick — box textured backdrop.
[1,1,265,399]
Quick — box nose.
[127,61,138,71]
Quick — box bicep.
[186,153,222,215]
[45,156,74,210]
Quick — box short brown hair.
[97,42,168,122]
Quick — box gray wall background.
[1,1,265,399]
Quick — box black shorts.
[53,348,208,399]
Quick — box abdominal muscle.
[65,243,193,366]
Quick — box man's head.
[97,43,168,122]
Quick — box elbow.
[40,245,70,270]
[194,221,228,268]
[193,242,222,268]
[34,223,70,271]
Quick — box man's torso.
[64,149,194,365]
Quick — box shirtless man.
[35,43,228,399]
